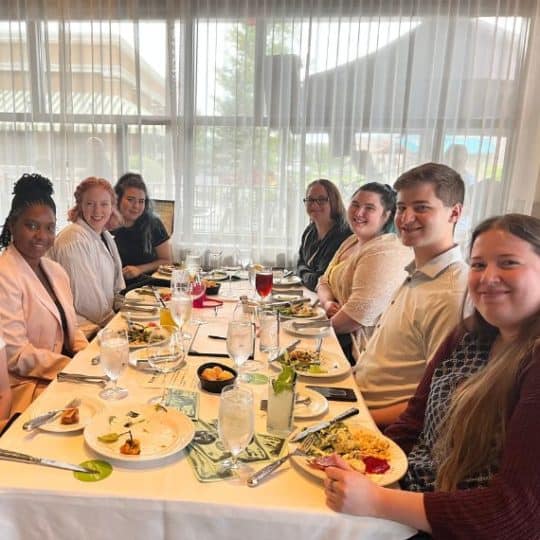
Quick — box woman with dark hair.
[297,179,352,291]
[0,174,87,412]
[113,172,172,285]
[317,183,412,364]
[324,214,540,539]
[48,177,125,335]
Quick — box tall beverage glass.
[99,328,129,400]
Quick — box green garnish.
[97,430,130,443]
[74,460,113,482]
[272,365,296,394]
[308,364,327,374]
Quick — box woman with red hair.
[48,177,125,336]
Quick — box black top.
[296,220,352,291]
[113,214,169,268]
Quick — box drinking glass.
[209,249,223,276]
[267,374,296,437]
[99,328,129,400]
[255,267,273,302]
[258,308,279,357]
[169,291,193,339]
[171,269,206,327]
[185,254,201,274]
[218,385,254,471]
[146,326,185,406]
[226,320,254,380]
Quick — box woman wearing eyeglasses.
[297,179,352,291]
[317,183,412,364]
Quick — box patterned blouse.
[402,332,499,492]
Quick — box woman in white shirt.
[48,177,125,336]
[317,183,412,364]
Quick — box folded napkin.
[163,389,199,420]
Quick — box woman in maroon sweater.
[323,214,540,539]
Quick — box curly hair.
[67,177,120,229]
[0,173,56,248]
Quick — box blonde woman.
[324,214,540,538]
[48,177,125,336]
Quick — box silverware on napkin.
[23,397,81,431]
[0,448,94,473]
[289,407,360,442]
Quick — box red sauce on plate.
[363,456,390,474]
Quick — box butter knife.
[290,407,360,442]
[292,319,331,330]
[23,397,80,431]
[0,448,94,473]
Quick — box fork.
[247,435,315,487]
[23,397,81,431]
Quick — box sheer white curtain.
[0,0,539,265]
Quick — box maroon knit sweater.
[385,330,540,540]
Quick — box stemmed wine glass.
[169,290,193,340]
[255,267,273,303]
[226,319,254,381]
[146,325,185,406]
[99,328,129,400]
[218,384,254,472]
[171,269,206,328]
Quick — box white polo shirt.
[354,245,468,409]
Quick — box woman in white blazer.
[48,177,125,337]
[0,174,88,413]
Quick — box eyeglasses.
[303,197,329,206]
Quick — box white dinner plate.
[291,423,408,486]
[272,275,302,287]
[128,347,186,373]
[206,271,229,281]
[33,395,103,433]
[277,306,326,321]
[84,403,195,463]
[128,324,170,350]
[282,319,332,338]
[294,388,328,419]
[125,287,171,305]
[271,349,350,379]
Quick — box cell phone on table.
[306,386,358,402]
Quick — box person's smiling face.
[347,190,389,242]
[119,187,146,225]
[468,228,540,339]
[81,186,113,233]
[304,183,332,225]
[10,204,56,268]
[394,182,461,259]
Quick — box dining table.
[0,276,416,540]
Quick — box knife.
[23,397,80,431]
[290,407,360,442]
[0,448,94,473]
[292,319,331,330]
[269,339,301,362]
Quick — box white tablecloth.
[0,285,415,540]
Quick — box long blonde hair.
[434,214,540,491]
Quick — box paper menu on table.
[188,322,255,359]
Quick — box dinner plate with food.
[128,323,170,350]
[275,304,325,320]
[291,421,407,486]
[271,348,350,378]
[31,395,103,433]
[84,403,195,463]
[125,287,171,304]
[272,275,302,288]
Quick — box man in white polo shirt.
[354,162,468,426]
